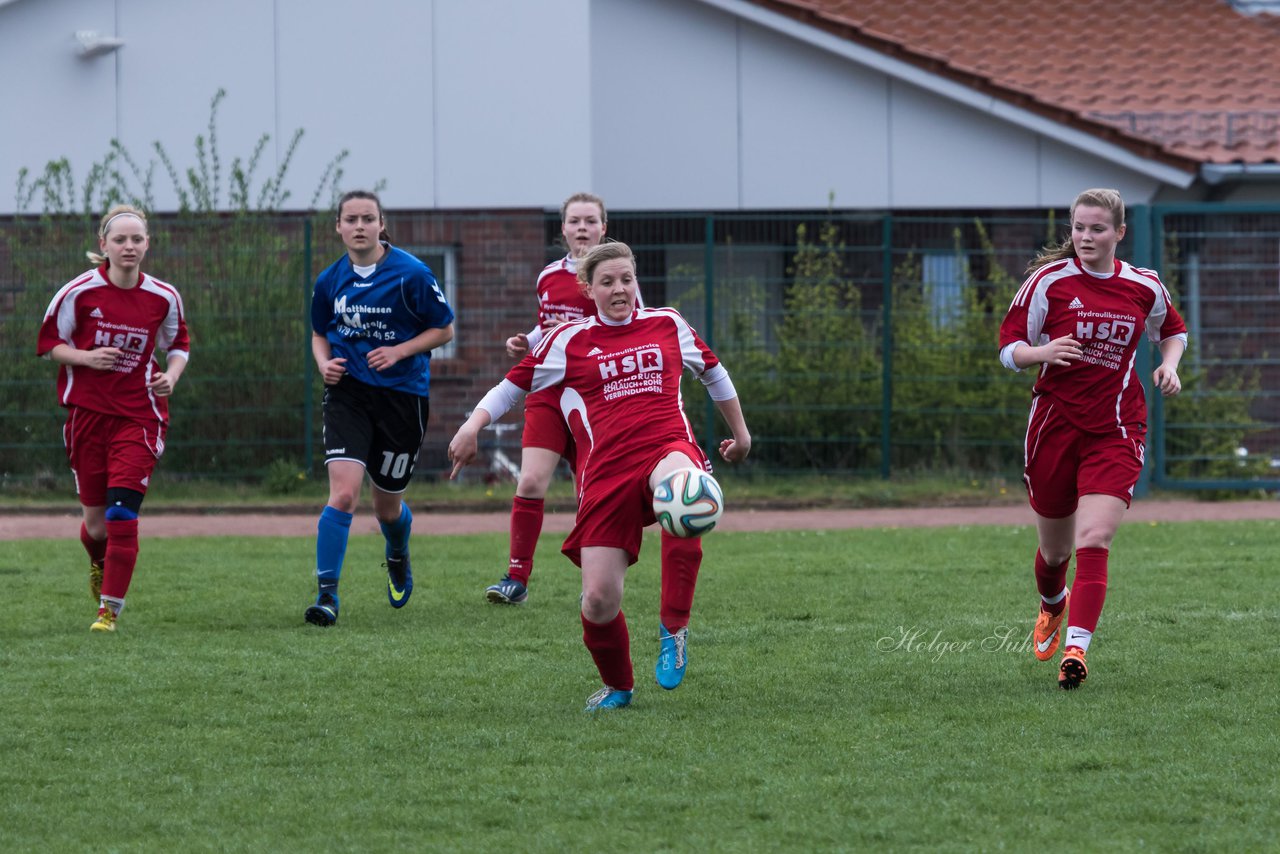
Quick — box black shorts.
[322,376,430,493]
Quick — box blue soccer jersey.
[311,244,455,397]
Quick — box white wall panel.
[737,22,890,209]
[590,0,740,209]
[1036,137,1161,207]
[432,0,590,208]
[115,0,275,212]
[0,0,119,210]
[275,0,436,211]
[887,82,1044,209]
[0,0,1204,214]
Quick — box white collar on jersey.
[1079,259,1117,278]
[598,311,634,327]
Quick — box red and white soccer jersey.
[507,307,718,492]
[520,257,596,456]
[999,258,1187,437]
[37,264,191,424]
[523,255,644,348]
[535,255,597,331]
[520,256,645,459]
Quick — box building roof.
[745,0,1280,167]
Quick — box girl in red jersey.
[449,241,751,711]
[998,188,1186,689]
[485,192,620,606]
[37,205,191,632]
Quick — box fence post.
[703,213,717,457]
[880,214,893,479]
[302,218,314,476]
[1130,204,1155,497]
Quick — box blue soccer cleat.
[385,552,413,608]
[655,624,689,690]
[584,685,633,712]
[305,591,340,627]
[485,575,528,604]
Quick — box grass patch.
[2,521,1276,850]
[0,471,1029,514]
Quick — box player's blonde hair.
[577,241,635,290]
[1025,188,1126,275]
[87,204,149,266]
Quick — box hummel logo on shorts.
[1068,296,1085,310]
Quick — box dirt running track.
[1,500,1276,540]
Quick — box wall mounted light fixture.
[75,30,125,58]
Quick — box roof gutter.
[694,0,1197,189]
[1201,163,1280,185]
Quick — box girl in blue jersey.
[305,190,455,626]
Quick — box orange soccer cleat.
[1058,646,1088,690]
[1033,590,1069,661]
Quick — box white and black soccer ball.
[652,467,724,538]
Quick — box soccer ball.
[652,467,724,538]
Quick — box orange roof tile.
[746,0,1280,165]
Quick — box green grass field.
[3,519,1276,852]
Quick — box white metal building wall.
[0,0,1182,215]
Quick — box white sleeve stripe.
[529,318,591,392]
[477,379,524,422]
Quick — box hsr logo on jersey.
[598,347,663,379]
[1075,317,1135,345]
[93,329,148,353]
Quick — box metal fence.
[2,205,1277,493]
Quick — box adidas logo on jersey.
[588,347,603,356]
[1068,296,1085,310]
[90,308,104,318]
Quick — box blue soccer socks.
[379,502,413,558]
[316,505,353,595]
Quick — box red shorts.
[562,439,710,567]
[64,407,166,507]
[522,388,575,468]
[1023,398,1145,518]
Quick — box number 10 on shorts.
[380,452,411,479]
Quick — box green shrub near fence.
[0,214,324,484]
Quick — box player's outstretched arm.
[714,396,752,463]
[447,408,493,480]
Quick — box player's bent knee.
[581,592,621,623]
